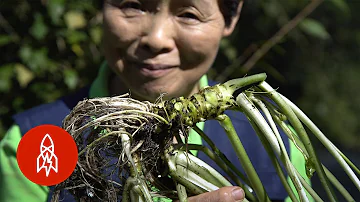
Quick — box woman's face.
[102,0,239,102]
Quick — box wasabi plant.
[52,73,360,202]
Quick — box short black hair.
[222,0,242,26]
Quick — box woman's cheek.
[178,31,222,69]
[104,14,142,48]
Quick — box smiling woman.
[2,0,312,202]
[102,0,242,102]
[2,0,360,201]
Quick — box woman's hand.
[187,186,245,202]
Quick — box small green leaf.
[19,45,32,63]
[90,26,103,45]
[0,64,14,93]
[0,35,13,46]
[30,13,49,40]
[47,0,65,25]
[30,48,49,72]
[15,63,35,88]
[64,11,86,30]
[66,30,88,44]
[299,18,330,40]
[19,46,52,74]
[64,68,79,90]
[329,0,350,14]
[71,44,84,57]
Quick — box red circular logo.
[17,124,78,186]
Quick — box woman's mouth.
[129,61,177,78]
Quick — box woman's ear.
[223,1,243,37]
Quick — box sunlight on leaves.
[15,63,35,88]
[64,11,86,30]
[71,44,84,56]
[90,26,103,45]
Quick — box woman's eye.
[118,1,144,16]
[179,12,200,21]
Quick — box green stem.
[120,132,152,202]
[175,150,230,188]
[131,185,147,202]
[129,188,137,202]
[174,144,240,185]
[271,113,355,202]
[122,177,136,202]
[216,114,270,202]
[333,144,360,175]
[174,144,257,201]
[258,81,338,202]
[176,181,188,202]
[166,149,250,202]
[175,165,218,192]
[166,151,209,195]
[293,169,324,202]
[278,93,360,192]
[323,166,355,202]
[193,126,250,185]
[223,73,267,95]
[243,94,308,201]
[121,132,137,176]
[247,116,299,202]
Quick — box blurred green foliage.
[1,0,359,150]
[211,0,360,150]
[0,0,103,135]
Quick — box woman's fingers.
[187,186,245,202]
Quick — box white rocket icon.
[37,134,58,177]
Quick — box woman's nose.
[139,16,175,54]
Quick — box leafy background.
[1,0,359,200]
[0,0,103,134]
